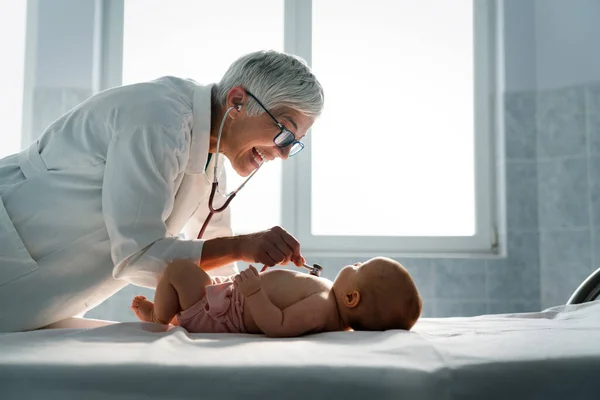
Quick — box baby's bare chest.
[259,270,331,309]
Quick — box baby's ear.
[343,290,361,308]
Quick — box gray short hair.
[215,50,324,118]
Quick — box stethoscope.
[195,104,322,277]
[196,105,260,239]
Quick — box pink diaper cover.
[176,275,246,334]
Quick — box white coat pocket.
[0,196,39,287]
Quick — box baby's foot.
[130,295,155,323]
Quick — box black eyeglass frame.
[245,90,305,156]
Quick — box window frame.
[283,0,500,257]
[100,0,501,258]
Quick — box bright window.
[0,0,27,159]
[311,0,475,237]
[121,0,284,234]
[291,0,497,254]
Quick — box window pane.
[122,0,283,234]
[0,0,27,159]
[311,0,475,236]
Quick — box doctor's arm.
[184,173,305,271]
[102,125,238,288]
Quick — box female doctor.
[0,50,324,332]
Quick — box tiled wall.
[30,83,594,322]
[537,83,600,308]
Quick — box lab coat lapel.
[165,173,203,236]
[165,82,214,237]
[164,153,217,237]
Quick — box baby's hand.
[234,265,262,297]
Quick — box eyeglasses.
[245,90,305,156]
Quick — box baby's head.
[332,257,422,331]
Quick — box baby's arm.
[234,266,326,337]
[247,291,325,337]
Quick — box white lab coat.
[0,76,237,331]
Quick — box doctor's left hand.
[235,226,305,268]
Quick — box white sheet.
[1,302,599,400]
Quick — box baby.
[131,257,422,337]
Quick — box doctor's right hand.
[235,226,305,268]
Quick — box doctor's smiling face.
[217,86,316,177]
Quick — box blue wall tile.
[540,229,593,308]
[431,259,486,300]
[401,259,435,300]
[593,226,600,268]
[505,91,537,160]
[434,300,487,318]
[585,83,600,155]
[537,86,586,158]
[419,299,435,318]
[506,161,538,230]
[487,300,541,314]
[540,228,592,269]
[588,156,600,227]
[486,231,540,301]
[541,266,592,308]
[538,157,589,229]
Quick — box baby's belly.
[239,270,329,334]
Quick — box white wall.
[535,0,600,91]
[0,0,27,158]
[503,0,537,92]
[21,0,97,146]
[35,0,96,87]
[504,0,600,93]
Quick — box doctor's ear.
[225,86,247,118]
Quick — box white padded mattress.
[1,302,599,399]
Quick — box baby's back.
[241,269,332,333]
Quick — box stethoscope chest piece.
[304,263,323,277]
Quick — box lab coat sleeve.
[102,125,205,288]
[181,160,238,276]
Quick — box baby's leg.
[131,259,212,324]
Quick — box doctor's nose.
[276,145,291,160]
